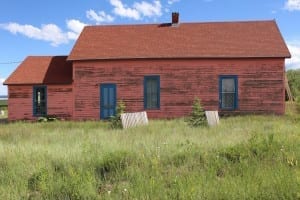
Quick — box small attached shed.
[4,56,73,120]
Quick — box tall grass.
[0,114,299,199]
[0,99,7,119]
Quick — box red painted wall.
[47,85,73,119]
[72,58,285,120]
[7,84,73,121]
[7,85,32,120]
[8,58,285,121]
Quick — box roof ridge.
[83,19,276,28]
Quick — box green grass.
[0,107,299,199]
[0,109,7,119]
[0,100,7,119]
[0,99,7,106]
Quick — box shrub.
[186,98,207,127]
[110,100,126,129]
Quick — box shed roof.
[68,20,291,61]
[4,56,72,85]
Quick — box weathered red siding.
[7,85,33,120]
[47,85,73,119]
[72,58,285,120]
[7,84,73,121]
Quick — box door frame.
[100,83,117,119]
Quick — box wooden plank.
[285,73,294,101]
[121,111,149,129]
[205,111,219,126]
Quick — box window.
[33,86,47,116]
[219,76,238,110]
[144,76,160,109]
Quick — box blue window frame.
[33,86,47,116]
[219,75,238,110]
[144,76,160,109]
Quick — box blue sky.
[1,0,300,95]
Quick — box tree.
[186,98,207,127]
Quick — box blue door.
[100,84,116,119]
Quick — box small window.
[219,76,238,110]
[33,86,47,116]
[144,76,160,109]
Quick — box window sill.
[144,108,160,111]
[219,108,238,111]
[33,114,47,117]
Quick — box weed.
[110,100,126,129]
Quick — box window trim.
[144,75,160,110]
[33,85,47,116]
[219,75,238,110]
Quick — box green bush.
[110,100,126,129]
[186,98,207,127]
[286,69,300,99]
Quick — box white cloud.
[271,10,277,14]
[110,0,140,20]
[0,1,163,46]
[286,42,300,69]
[134,1,162,17]
[0,78,7,96]
[0,19,87,46]
[67,19,87,34]
[284,0,300,11]
[0,23,69,46]
[87,10,114,24]
[168,0,180,5]
[109,0,162,20]
[66,19,87,40]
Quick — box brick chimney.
[172,12,179,26]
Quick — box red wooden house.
[4,14,291,121]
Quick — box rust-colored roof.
[4,56,72,85]
[68,20,291,61]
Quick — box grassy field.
[0,99,7,107]
[0,105,299,199]
[0,99,7,119]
